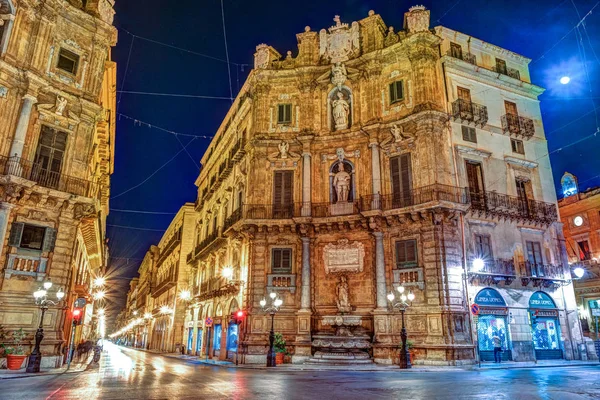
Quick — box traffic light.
[72,308,83,325]
[231,310,246,325]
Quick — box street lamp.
[93,276,106,288]
[387,284,415,369]
[260,292,283,367]
[27,279,65,373]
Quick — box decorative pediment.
[319,16,361,63]
[268,141,301,163]
[37,95,80,132]
[504,156,538,169]
[321,147,360,163]
[455,144,491,158]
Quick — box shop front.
[187,325,194,353]
[195,327,203,355]
[529,291,563,360]
[475,288,512,361]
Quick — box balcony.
[243,204,298,220]
[4,254,48,281]
[0,156,98,198]
[446,49,477,65]
[267,274,297,293]
[501,114,535,139]
[469,190,558,225]
[311,201,360,217]
[223,208,243,232]
[153,269,177,297]
[360,184,470,212]
[230,137,246,162]
[468,259,517,285]
[519,262,565,288]
[451,99,488,127]
[393,267,424,290]
[195,276,239,301]
[188,231,226,262]
[493,65,521,80]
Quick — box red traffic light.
[231,310,246,324]
[73,309,81,317]
[236,310,244,319]
[72,308,83,325]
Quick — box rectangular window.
[474,234,493,259]
[395,240,417,268]
[7,222,56,252]
[20,225,46,250]
[577,240,592,260]
[466,161,485,209]
[504,100,518,116]
[450,42,463,59]
[389,81,404,104]
[526,241,543,265]
[57,48,80,75]
[390,153,412,207]
[34,126,68,189]
[496,58,508,75]
[511,138,524,154]
[277,104,292,124]
[457,87,471,103]
[461,126,477,143]
[273,170,293,217]
[271,248,292,273]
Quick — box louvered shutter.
[281,249,292,273]
[273,171,293,217]
[8,222,24,247]
[42,228,57,252]
[272,249,282,272]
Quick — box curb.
[0,356,95,380]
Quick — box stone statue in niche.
[336,275,352,313]
[333,161,351,203]
[332,91,350,130]
[278,141,289,159]
[390,124,413,141]
[55,96,67,116]
[331,62,347,88]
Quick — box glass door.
[532,317,563,359]
[196,328,203,355]
[477,314,512,361]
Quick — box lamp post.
[387,285,415,369]
[260,292,283,367]
[26,279,65,373]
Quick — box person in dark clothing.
[492,335,502,363]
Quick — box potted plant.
[405,340,415,364]
[2,328,28,370]
[273,333,287,365]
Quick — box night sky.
[104,0,600,324]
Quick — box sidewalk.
[473,359,600,370]
[0,354,93,380]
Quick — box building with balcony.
[184,6,585,365]
[558,172,600,351]
[0,0,116,368]
[146,203,195,353]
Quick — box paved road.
[1,342,599,400]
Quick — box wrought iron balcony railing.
[360,184,470,212]
[243,204,297,219]
[469,259,517,276]
[519,261,564,279]
[446,49,477,65]
[0,155,98,198]
[223,208,243,232]
[493,65,521,80]
[501,113,535,139]
[469,190,558,224]
[451,99,489,127]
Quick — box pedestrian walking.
[492,335,502,363]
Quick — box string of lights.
[107,224,166,232]
[117,113,214,139]
[221,0,234,102]
[116,90,232,100]
[110,208,178,215]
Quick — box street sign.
[592,309,600,317]
[470,303,480,316]
[205,317,213,327]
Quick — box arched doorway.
[529,291,563,360]
[474,288,512,361]
[226,299,240,360]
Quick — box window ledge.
[267,273,296,293]
[393,267,424,290]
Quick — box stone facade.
[558,172,600,357]
[0,0,116,368]
[181,6,585,365]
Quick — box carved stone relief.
[323,239,365,274]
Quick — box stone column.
[300,237,311,310]
[373,232,387,309]
[369,142,382,209]
[9,94,37,158]
[0,203,14,258]
[301,152,311,216]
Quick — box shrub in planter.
[2,328,28,370]
[274,333,287,365]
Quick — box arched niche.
[329,159,355,204]
[0,1,15,56]
[327,86,353,131]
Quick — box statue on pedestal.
[332,91,350,130]
[333,161,351,203]
[336,275,352,313]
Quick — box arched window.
[0,0,15,56]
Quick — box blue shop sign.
[529,291,557,309]
[474,288,507,307]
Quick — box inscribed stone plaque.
[323,239,365,274]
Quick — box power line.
[107,224,166,232]
[117,90,232,100]
[117,113,214,139]
[111,136,197,199]
[111,208,178,215]
[118,26,248,68]
[435,0,463,23]
[117,36,135,112]
[221,0,234,103]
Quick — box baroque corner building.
[185,6,588,365]
[0,0,117,367]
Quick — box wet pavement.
[1,342,599,400]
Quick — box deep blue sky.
[105,0,600,320]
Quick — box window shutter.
[400,153,412,200]
[283,171,293,206]
[272,249,282,271]
[390,157,401,198]
[396,81,403,102]
[281,249,291,273]
[389,83,395,104]
[273,172,283,206]
[396,240,417,267]
[8,222,24,247]
[462,126,477,143]
[406,240,416,263]
[42,228,57,252]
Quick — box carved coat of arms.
[319,16,360,64]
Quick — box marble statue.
[278,141,289,159]
[336,275,351,313]
[331,62,347,87]
[332,91,350,130]
[333,161,351,203]
[55,96,67,116]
